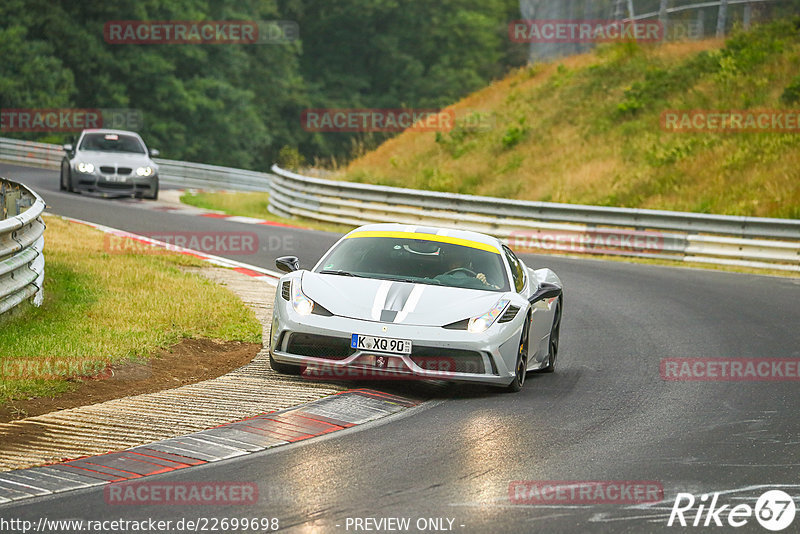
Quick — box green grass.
[343,20,800,219]
[182,191,273,219]
[180,191,356,234]
[0,216,262,405]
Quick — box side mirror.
[275,256,300,273]
[529,282,561,304]
[62,144,73,153]
[149,148,160,157]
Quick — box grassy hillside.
[343,20,800,219]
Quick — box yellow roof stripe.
[345,230,500,254]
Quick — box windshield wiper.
[378,276,442,286]
[318,270,362,277]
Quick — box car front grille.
[99,166,133,175]
[283,334,489,373]
[286,333,354,360]
[410,346,486,374]
[99,182,134,190]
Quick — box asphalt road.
[2,162,799,533]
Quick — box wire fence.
[518,0,794,61]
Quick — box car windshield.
[315,235,510,292]
[79,133,145,154]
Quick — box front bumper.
[270,300,523,387]
[73,172,158,196]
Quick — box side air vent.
[312,303,334,316]
[498,305,520,323]
[442,318,469,330]
[281,281,291,301]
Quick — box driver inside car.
[441,248,501,289]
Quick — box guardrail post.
[5,189,20,217]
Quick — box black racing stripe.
[380,310,399,322]
[384,283,415,312]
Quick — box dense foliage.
[0,0,526,168]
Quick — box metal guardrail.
[0,137,273,192]
[268,165,800,272]
[0,178,45,315]
[1,136,797,272]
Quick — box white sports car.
[269,224,563,392]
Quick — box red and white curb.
[0,218,423,505]
[0,390,421,503]
[130,189,306,231]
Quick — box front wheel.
[505,314,531,392]
[61,164,75,192]
[542,300,561,373]
[143,180,159,200]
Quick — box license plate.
[351,334,412,354]
[105,176,127,182]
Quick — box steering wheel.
[444,267,478,278]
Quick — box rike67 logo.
[668,490,796,531]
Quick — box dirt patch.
[0,338,260,423]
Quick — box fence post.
[716,0,729,37]
[659,0,669,25]
[614,0,625,20]
[743,2,753,30]
[697,7,706,38]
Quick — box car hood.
[301,272,506,326]
[74,151,155,167]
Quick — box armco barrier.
[1,136,797,272]
[0,137,272,192]
[268,165,800,272]
[0,178,45,315]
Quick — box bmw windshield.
[79,133,146,154]
[315,234,510,292]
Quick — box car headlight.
[291,279,314,316]
[136,166,154,177]
[468,299,510,334]
[77,162,95,173]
